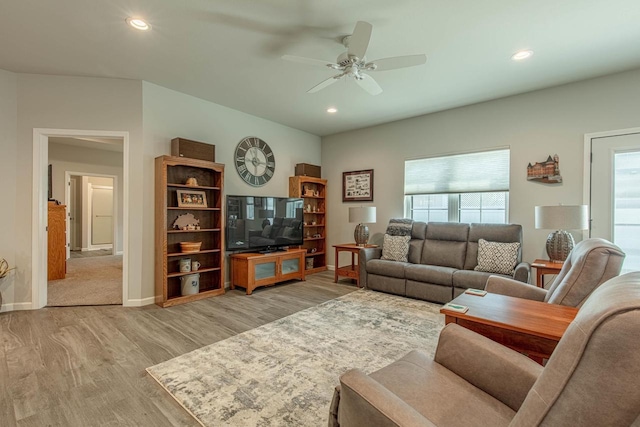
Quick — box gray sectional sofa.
[360,222,530,303]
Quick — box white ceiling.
[2,0,640,136]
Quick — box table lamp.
[349,206,377,246]
[535,205,588,262]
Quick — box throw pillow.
[261,225,272,238]
[385,218,414,236]
[474,239,520,275]
[381,234,411,262]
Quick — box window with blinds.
[404,149,510,223]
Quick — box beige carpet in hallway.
[47,255,123,306]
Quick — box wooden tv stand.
[230,248,306,295]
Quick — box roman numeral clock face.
[234,137,276,187]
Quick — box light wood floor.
[0,272,357,426]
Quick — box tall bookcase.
[155,155,225,307]
[289,176,327,274]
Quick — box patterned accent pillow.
[474,239,520,275]
[385,218,414,236]
[381,234,411,262]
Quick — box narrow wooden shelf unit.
[155,155,225,307]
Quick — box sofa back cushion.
[408,221,427,264]
[464,223,523,271]
[421,222,469,269]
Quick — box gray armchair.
[329,272,640,426]
[485,238,625,307]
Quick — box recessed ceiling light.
[326,107,338,114]
[126,17,151,31]
[511,50,533,61]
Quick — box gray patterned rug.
[146,290,444,426]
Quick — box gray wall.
[322,68,640,267]
[0,69,18,311]
[142,81,322,290]
[3,74,322,308]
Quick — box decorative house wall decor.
[527,154,562,184]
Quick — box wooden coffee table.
[440,292,578,363]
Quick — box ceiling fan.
[282,21,427,95]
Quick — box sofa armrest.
[336,369,437,427]
[485,275,547,301]
[434,324,542,411]
[359,247,382,289]
[512,261,531,283]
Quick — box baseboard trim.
[115,251,124,256]
[124,296,156,307]
[0,301,33,313]
[327,265,335,271]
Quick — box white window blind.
[404,149,510,195]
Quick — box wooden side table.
[441,292,578,364]
[333,243,378,287]
[531,259,564,288]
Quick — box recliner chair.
[329,272,640,426]
[485,238,625,307]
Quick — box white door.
[590,132,640,273]
[91,186,113,245]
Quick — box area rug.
[146,290,444,426]
[47,255,122,306]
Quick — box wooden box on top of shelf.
[155,155,225,307]
[289,175,327,274]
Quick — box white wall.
[322,68,640,267]
[0,69,19,312]
[15,73,144,305]
[48,143,123,252]
[142,82,322,290]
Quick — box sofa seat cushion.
[405,264,456,286]
[367,259,408,279]
[369,350,514,427]
[453,270,509,290]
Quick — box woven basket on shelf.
[180,242,202,253]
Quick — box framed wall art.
[343,169,374,202]
[176,189,208,208]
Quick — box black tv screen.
[226,196,304,252]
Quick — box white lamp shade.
[535,205,588,230]
[349,206,376,224]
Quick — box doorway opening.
[32,129,129,309]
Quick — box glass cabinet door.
[254,261,277,280]
[281,257,300,277]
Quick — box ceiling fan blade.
[307,75,341,93]
[369,54,427,71]
[355,74,382,96]
[348,21,372,60]
[282,55,336,69]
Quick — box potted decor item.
[180,273,200,295]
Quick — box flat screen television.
[225,195,304,252]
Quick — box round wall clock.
[234,136,276,187]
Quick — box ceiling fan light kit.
[283,21,427,95]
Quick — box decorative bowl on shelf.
[180,241,202,253]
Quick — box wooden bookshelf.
[155,155,225,307]
[289,176,327,274]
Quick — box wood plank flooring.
[0,272,357,426]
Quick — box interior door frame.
[33,129,129,309]
[583,126,640,238]
[87,181,116,250]
[64,171,118,254]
